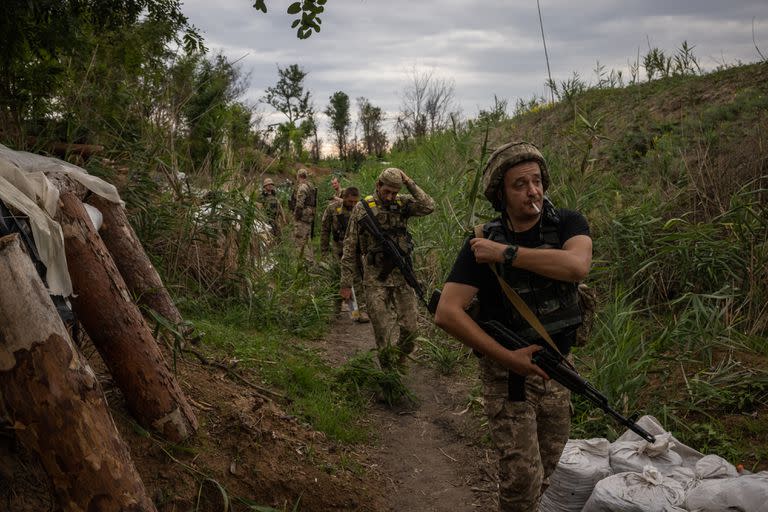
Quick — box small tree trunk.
[0,234,157,512]
[58,192,198,442]
[87,194,183,326]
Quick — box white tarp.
[0,144,122,296]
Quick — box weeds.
[419,336,469,375]
[335,351,414,406]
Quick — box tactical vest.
[483,210,582,343]
[306,186,318,208]
[261,191,279,220]
[361,194,413,264]
[332,205,351,242]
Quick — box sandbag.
[684,472,768,512]
[610,434,683,474]
[693,454,739,480]
[582,466,686,512]
[616,415,703,467]
[539,438,612,512]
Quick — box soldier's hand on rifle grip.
[340,287,352,300]
[500,345,550,380]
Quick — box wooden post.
[58,192,198,442]
[0,234,157,511]
[87,194,184,326]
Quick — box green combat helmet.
[482,141,549,210]
[377,167,404,188]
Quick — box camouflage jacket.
[340,178,434,288]
[293,182,317,223]
[320,198,352,256]
[261,191,284,224]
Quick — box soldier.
[434,141,592,511]
[321,187,369,323]
[292,168,317,263]
[261,177,285,239]
[340,168,434,368]
[330,176,342,198]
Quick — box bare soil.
[0,313,496,511]
[309,314,497,511]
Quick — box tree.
[0,0,202,142]
[357,97,387,158]
[182,54,246,174]
[301,108,321,162]
[324,91,351,160]
[263,64,312,157]
[263,64,311,126]
[396,68,457,144]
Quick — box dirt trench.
[311,314,498,511]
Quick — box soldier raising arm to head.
[339,168,434,367]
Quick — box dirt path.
[312,314,498,511]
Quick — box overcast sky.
[182,0,767,151]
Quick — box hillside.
[1,60,767,510]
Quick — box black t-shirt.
[445,208,590,353]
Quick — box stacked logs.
[0,181,197,511]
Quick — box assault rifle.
[359,200,428,308]
[480,319,656,443]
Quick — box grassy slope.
[361,61,768,469]
[148,61,768,475]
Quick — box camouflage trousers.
[330,246,366,313]
[364,284,418,367]
[479,356,571,512]
[293,220,314,263]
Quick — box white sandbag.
[692,454,738,480]
[610,434,683,474]
[616,415,703,467]
[664,465,695,488]
[539,438,612,512]
[582,465,687,512]
[684,472,768,512]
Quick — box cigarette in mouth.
[532,202,541,213]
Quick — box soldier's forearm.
[404,180,435,215]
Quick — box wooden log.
[57,192,198,442]
[87,194,184,327]
[0,234,157,512]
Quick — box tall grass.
[118,54,768,466]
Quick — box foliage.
[395,68,458,146]
[263,64,312,157]
[253,0,327,39]
[324,91,351,160]
[0,0,202,141]
[357,97,388,158]
[263,64,311,126]
[183,54,249,174]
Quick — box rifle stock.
[480,319,656,444]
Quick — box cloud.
[181,0,768,151]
